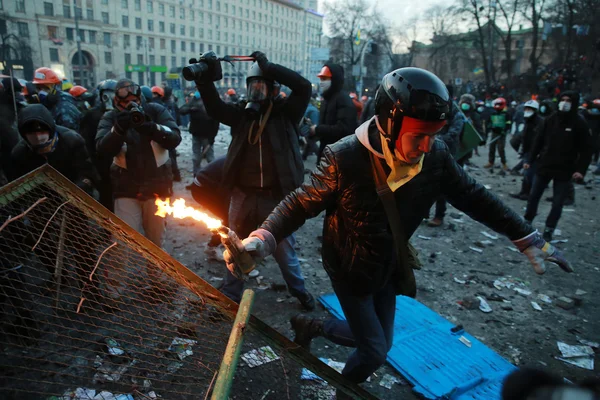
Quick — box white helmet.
[524,100,539,110]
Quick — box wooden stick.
[32,200,70,251]
[0,197,47,233]
[203,370,218,400]
[89,241,118,282]
[54,212,67,309]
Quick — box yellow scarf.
[380,136,424,191]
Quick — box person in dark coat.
[524,91,593,241]
[311,63,357,161]
[580,98,600,172]
[223,68,572,393]
[0,77,24,185]
[195,50,315,309]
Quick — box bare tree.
[521,0,548,80]
[493,0,525,87]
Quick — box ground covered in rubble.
[165,126,600,399]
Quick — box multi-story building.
[1,0,324,91]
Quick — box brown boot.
[427,217,443,227]
[290,315,323,350]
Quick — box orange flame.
[155,198,222,230]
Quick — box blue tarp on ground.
[319,294,517,399]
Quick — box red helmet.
[227,88,236,96]
[151,86,164,97]
[69,85,87,97]
[33,67,61,85]
[493,97,506,110]
[317,66,332,79]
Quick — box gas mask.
[558,101,572,112]
[477,106,484,113]
[540,105,547,114]
[461,103,471,111]
[524,110,535,118]
[245,78,270,118]
[114,83,142,111]
[319,80,332,93]
[101,90,115,111]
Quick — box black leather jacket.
[261,124,533,295]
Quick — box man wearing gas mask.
[79,79,117,211]
[31,67,81,132]
[223,68,573,393]
[523,91,592,241]
[193,51,316,310]
[96,79,181,247]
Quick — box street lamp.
[357,40,374,96]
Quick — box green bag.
[456,116,483,160]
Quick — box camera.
[128,103,145,126]
[182,51,222,82]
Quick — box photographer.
[191,51,315,309]
[96,79,181,247]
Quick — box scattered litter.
[248,269,260,278]
[453,277,467,284]
[554,229,562,236]
[556,342,595,370]
[241,346,279,368]
[276,297,286,303]
[459,336,472,348]
[575,289,587,296]
[486,293,506,302]
[477,296,493,313]
[481,231,498,240]
[556,296,575,310]
[105,338,124,356]
[297,258,308,263]
[481,240,493,246]
[513,287,532,297]
[256,283,270,290]
[484,184,492,190]
[562,208,575,212]
[550,239,568,244]
[379,374,406,389]
[557,356,594,370]
[578,339,600,348]
[531,302,542,311]
[143,380,152,388]
[509,346,522,364]
[209,276,223,282]
[147,392,160,399]
[418,235,432,240]
[469,246,483,253]
[493,280,504,290]
[93,360,136,384]
[506,246,519,253]
[168,337,197,360]
[458,296,478,310]
[537,294,552,304]
[166,361,184,373]
[449,212,463,219]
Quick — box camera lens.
[182,62,208,82]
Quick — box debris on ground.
[531,302,542,311]
[105,338,125,356]
[459,336,472,348]
[556,342,595,370]
[469,246,483,253]
[537,294,552,304]
[379,374,407,389]
[168,337,198,360]
[418,235,432,240]
[453,277,467,284]
[477,296,493,313]
[556,296,576,310]
[481,231,499,240]
[458,296,479,310]
[241,346,280,368]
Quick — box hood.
[323,63,345,99]
[17,104,56,138]
[356,116,384,159]
[559,91,580,117]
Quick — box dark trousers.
[322,281,396,383]
[169,149,180,175]
[433,158,464,219]
[524,174,570,229]
[488,133,506,164]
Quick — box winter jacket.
[96,102,181,199]
[315,63,357,159]
[45,91,82,132]
[197,61,311,195]
[527,91,592,180]
[0,94,23,183]
[10,105,97,194]
[180,98,220,140]
[488,108,512,135]
[521,114,543,159]
[437,103,464,157]
[260,119,533,296]
[300,102,319,137]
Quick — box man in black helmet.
[195,50,316,310]
[223,68,573,390]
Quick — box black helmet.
[375,67,450,141]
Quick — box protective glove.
[133,121,159,136]
[114,111,132,135]
[250,51,271,71]
[512,230,574,274]
[223,228,276,276]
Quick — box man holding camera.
[96,79,181,247]
[191,51,315,309]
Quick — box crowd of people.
[0,50,598,399]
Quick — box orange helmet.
[151,86,164,97]
[317,66,332,79]
[33,67,61,85]
[227,88,236,96]
[69,85,88,97]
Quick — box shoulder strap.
[368,150,416,297]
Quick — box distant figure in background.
[349,92,363,122]
[301,95,320,161]
[484,97,512,171]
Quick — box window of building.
[191,42,195,52]
[148,37,154,48]
[169,5,175,17]
[44,2,53,16]
[66,27,74,41]
[216,31,220,40]
[180,25,185,35]
[159,21,164,32]
[232,5,235,16]
[105,52,112,64]
[136,36,143,48]
[180,7,184,19]
[216,1,220,11]
[49,48,59,62]
[199,28,204,38]
[16,0,25,12]
[63,5,71,18]
[89,30,96,43]
[78,29,85,42]
[161,55,166,65]
[190,27,195,37]
[208,14,212,24]
[122,15,129,27]
[102,0,108,4]
[102,12,109,23]
[137,54,144,64]
[170,23,175,34]
[190,10,194,21]
[86,9,93,20]
[148,19,154,31]
[181,57,186,66]
[170,39,175,52]
[121,0,128,9]
[126,71,132,79]
[181,41,186,51]
[103,32,111,46]
[124,34,131,47]
[208,29,212,40]
[47,25,58,39]
[134,0,141,11]
[199,43,204,52]
[224,32,227,41]
[171,56,176,67]
[159,38,166,49]
[75,6,82,18]
[125,53,131,64]
[147,0,153,12]
[158,3,164,15]
[224,3,228,13]
[135,17,141,29]
[149,55,155,65]
[208,0,212,10]
[216,45,220,54]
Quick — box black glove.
[133,122,160,138]
[250,51,270,71]
[114,111,132,135]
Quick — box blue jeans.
[322,281,396,383]
[220,188,307,302]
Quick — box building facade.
[1,0,323,90]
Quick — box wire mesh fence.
[0,166,376,400]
